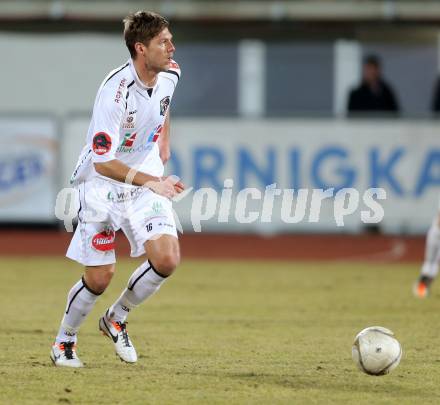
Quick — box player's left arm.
[159,111,171,164]
[157,112,185,194]
[159,59,181,165]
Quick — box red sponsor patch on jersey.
[93,132,112,155]
[92,229,115,251]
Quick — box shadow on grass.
[176,369,430,398]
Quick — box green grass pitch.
[1,257,439,404]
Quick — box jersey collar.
[129,59,158,95]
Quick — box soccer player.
[51,11,184,367]
[413,214,440,298]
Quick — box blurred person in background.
[347,55,400,116]
[50,11,184,368]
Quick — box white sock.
[420,217,440,279]
[107,260,166,323]
[55,277,101,344]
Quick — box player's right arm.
[95,159,183,198]
[90,79,182,198]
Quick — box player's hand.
[163,175,185,195]
[145,176,184,199]
[173,179,185,194]
[145,177,177,199]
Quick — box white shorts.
[66,177,178,266]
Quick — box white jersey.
[70,58,181,185]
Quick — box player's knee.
[152,252,180,277]
[84,265,115,294]
[90,279,111,294]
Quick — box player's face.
[141,28,175,73]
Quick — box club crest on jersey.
[160,96,170,116]
[93,132,112,155]
[92,227,115,252]
[147,124,163,143]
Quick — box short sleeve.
[90,79,126,163]
[169,60,181,78]
[163,59,181,87]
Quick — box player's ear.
[134,42,145,58]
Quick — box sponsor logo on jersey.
[118,132,137,150]
[116,125,163,154]
[147,124,163,143]
[114,78,127,104]
[122,116,135,129]
[116,143,153,154]
[92,227,115,251]
[160,96,170,116]
[93,132,112,155]
[158,222,174,230]
[152,201,163,214]
[145,201,165,218]
[144,202,168,226]
[107,187,144,202]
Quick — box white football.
[352,326,402,376]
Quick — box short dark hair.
[123,11,169,58]
[363,54,381,68]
